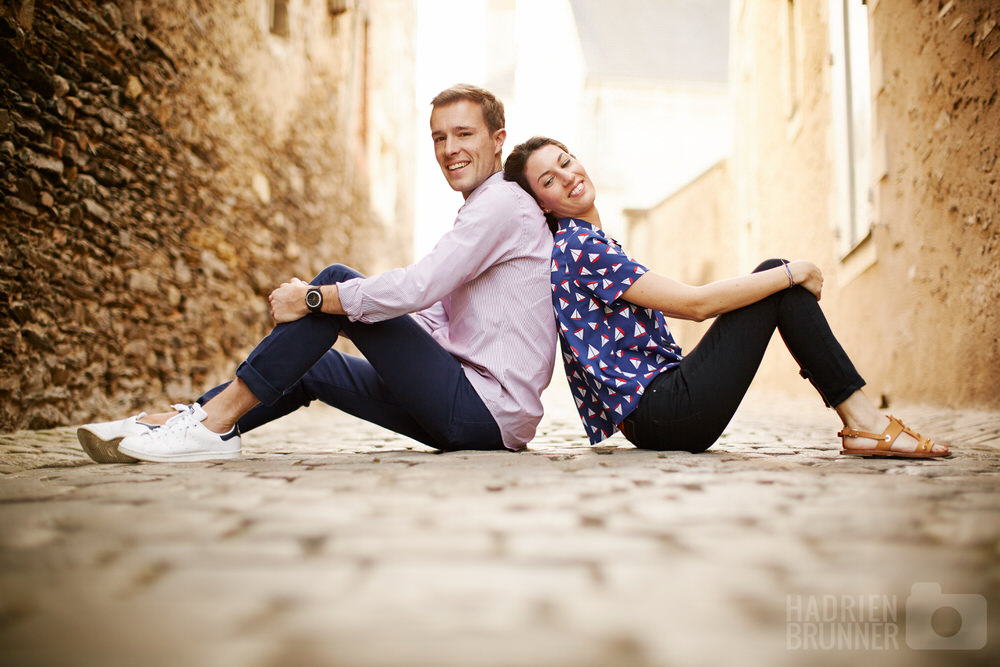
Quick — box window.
[269,0,290,38]
[358,15,369,149]
[829,0,873,256]
[328,0,350,17]
[784,0,802,119]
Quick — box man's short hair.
[431,84,505,135]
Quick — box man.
[78,84,556,463]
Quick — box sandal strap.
[839,416,936,454]
[888,415,935,453]
[838,426,894,444]
[837,417,906,451]
[878,417,905,451]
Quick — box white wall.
[414,0,732,254]
[508,0,587,150]
[579,81,732,241]
[414,0,490,257]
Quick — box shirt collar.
[557,217,600,234]
[465,171,505,204]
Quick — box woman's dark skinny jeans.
[620,259,865,452]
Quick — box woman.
[503,136,947,458]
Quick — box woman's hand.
[789,260,823,300]
[269,277,310,323]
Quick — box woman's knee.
[312,263,364,285]
[753,258,787,273]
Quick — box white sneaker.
[118,403,241,462]
[77,413,150,463]
[77,405,189,463]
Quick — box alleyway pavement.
[1,387,998,667]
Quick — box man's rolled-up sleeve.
[337,184,522,323]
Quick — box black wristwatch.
[305,287,323,313]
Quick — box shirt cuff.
[336,277,365,322]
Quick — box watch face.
[306,289,321,309]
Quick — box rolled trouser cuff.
[235,359,283,406]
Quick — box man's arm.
[268,179,535,325]
[270,278,451,341]
[337,181,528,323]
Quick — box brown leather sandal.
[838,415,948,458]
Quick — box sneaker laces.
[166,403,195,422]
[133,404,186,431]
[153,403,206,437]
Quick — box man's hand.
[269,277,311,323]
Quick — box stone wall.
[0,0,415,430]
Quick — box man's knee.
[753,258,787,273]
[312,263,364,285]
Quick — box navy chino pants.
[620,259,865,452]
[198,264,504,451]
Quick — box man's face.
[430,99,505,199]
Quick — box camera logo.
[905,583,987,650]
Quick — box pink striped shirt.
[336,172,556,449]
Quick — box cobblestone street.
[1,388,998,667]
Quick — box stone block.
[50,74,70,98]
[97,107,128,132]
[18,147,62,176]
[4,195,40,216]
[125,74,143,99]
[82,198,110,223]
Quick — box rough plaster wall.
[845,0,1000,407]
[742,0,1000,408]
[0,0,412,430]
[660,0,998,408]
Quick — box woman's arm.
[622,261,823,322]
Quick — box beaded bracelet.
[783,261,794,288]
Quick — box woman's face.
[523,143,597,221]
